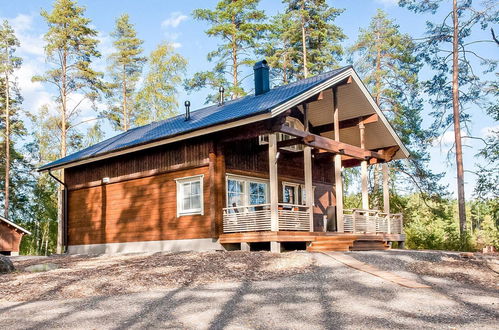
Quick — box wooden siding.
[0,223,23,253]
[68,166,212,246]
[224,137,334,184]
[65,138,211,190]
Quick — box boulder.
[0,255,15,274]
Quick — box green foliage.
[349,9,445,201]
[282,0,345,79]
[186,0,268,102]
[103,14,147,131]
[136,42,187,125]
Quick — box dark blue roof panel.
[40,66,351,170]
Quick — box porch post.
[359,122,369,210]
[303,103,314,232]
[382,163,390,214]
[268,133,281,252]
[333,87,344,232]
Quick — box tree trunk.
[57,49,68,254]
[4,48,10,218]
[452,0,467,237]
[123,64,128,131]
[231,14,238,99]
[301,3,308,79]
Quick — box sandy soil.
[0,251,313,302]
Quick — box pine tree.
[283,0,345,79]
[186,0,268,102]
[400,0,498,238]
[33,0,103,253]
[349,10,445,208]
[104,14,146,131]
[136,42,187,125]
[259,13,297,85]
[0,20,23,219]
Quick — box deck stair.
[307,234,389,252]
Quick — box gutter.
[48,169,68,253]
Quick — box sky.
[0,0,497,199]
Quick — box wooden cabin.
[39,61,409,254]
[0,215,31,256]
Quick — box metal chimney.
[218,86,225,106]
[184,100,191,121]
[253,60,270,96]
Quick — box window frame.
[226,174,270,208]
[175,174,204,217]
[282,181,300,204]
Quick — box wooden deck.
[219,231,406,252]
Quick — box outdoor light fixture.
[102,177,110,184]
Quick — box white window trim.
[282,181,300,204]
[300,184,316,206]
[226,174,269,208]
[175,174,204,217]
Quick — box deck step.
[351,240,389,251]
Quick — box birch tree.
[33,0,103,253]
[136,42,187,125]
[0,20,22,218]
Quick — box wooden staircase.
[306,234,390,252]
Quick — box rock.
[459,252,474,259]
[0,255,15,274]
[25,263,59,273]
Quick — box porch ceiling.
[299,77,407,160]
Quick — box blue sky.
[0,0,497,199]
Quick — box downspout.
[48,169,68,253]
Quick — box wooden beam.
[279,124,384,160]
[333,86,343,233]
[268,133,279,234]
[383,163,390,214]
[303,103,314,232]
[313,114,379,134]
[359,122,369,210]
[277,138,303,148]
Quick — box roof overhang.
[271,67,410,159]
[0,215,31,235]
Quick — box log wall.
[0,223,23,253]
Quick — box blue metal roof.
[40,66,351,170]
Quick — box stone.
[0,255,15,274]
[25,263,59,273]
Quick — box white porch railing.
[343,209,403,234]
[222,203,311,233]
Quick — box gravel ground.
[1,251,313,302]
[0,251,498,329]
[347,249,499,289]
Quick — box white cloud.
[171,42,182,49]
[5,14,46,57]
[161,12,188,28]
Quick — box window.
[226,175,269,210]
[282,182,300,204]
[176,175,204,216]
[227,178,245,208]
[258,117,304,152]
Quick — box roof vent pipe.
[184,100,191,121]
[254,59,270,96]
[218,86,225,106]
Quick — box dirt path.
[1,252,498,329]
